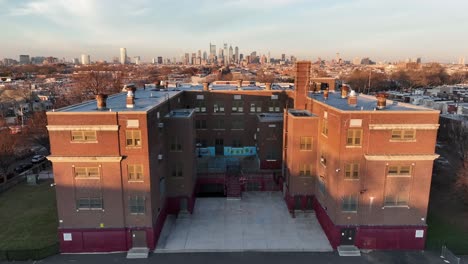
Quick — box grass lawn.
[0,179,58,250]
[426,210,468,255]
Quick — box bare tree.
[0,129,17,176]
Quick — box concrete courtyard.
[156,192,333,252]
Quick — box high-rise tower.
[120,48,127,64]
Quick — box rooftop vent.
[96,94,108,110]
[348,90,358,107]
[341,84,349,99]
[376,93,388,110]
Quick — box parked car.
[14,163,33,173]
[31,155,46,164]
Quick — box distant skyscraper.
[228,45,233,64]
[158,57,163,64]
[197,50,202,59]
[134,56,140,65]
[223,43,228,64]
[19,55,30,64]
[235,46,239,63]
[281,54,286,61]
[210,43,216,62]
[184,53,190,65]
[73,58,80,65]
[353,57,361,65]
[458,57,465,65]
[120,48,127,64]
[218,48,224,60]
[203,51,207,61]
[81,54,90,65]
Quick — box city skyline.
[0,0,468,62]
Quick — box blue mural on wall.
[196,146,257,156]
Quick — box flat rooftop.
[168,84,294,91]
[309,92,436,112]
[288,109,316,117]
[166,109,195,118]
[257,113,283,122]
[55,88,181,113]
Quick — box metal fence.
[441,245,461,264]
[0,243,59,261]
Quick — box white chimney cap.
[349,90,357,97]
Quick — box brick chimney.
[348,90,357,107]
[96,94,108,110]
[294,61,311,110]
[323,89,329,100]
[341,84,349,99]
[202,82,209,91]
[376,93,388,110]
[126,87,136,108]
[265,82,272,90]
[237,79,243,88]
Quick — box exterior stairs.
[337,245,361,256]
[126,247,149,259]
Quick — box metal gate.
[440,245,460,264]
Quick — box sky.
[0,0,467,63]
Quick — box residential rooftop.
[309,92,437,112]
[55,89,182,113]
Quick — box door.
[180,198,188,212]
[215,138,224,155]
[132,230,147,248]
[340,228,356,245]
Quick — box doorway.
[340,228,356,245]
[132,230,147,248]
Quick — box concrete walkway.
[156,192,332,252]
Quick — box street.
[0,250,455,264]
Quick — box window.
[126,130,142,147]
[232,139,242,147]
[74,167,99,178]
[196,138,207,147]
[171,163,183,178]
[232,120,244,130]
[250,102,262,112]
[195,101,206,113]
[76,197,103,210]
[266,146,279,160]
[346,129,362,146]
[128,165,143,181]
[71,131,96,142]
[321,119,328,136]
[170,136,182,151]
[391,130,416,140]
[213,102,225,113]
[342,195,358,212]
[387,165,412,176]
[345,163,360,179]
[268,101,280,112]
[195,119,207,129]
[129,196,145,214]
[214,119,225,130]
[234,95,242,100]
[384,177,411,206]
[299,164,312,176]
[300,137,313,150]
[232,101,243,112]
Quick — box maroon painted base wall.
[260,160,282,170]
[58,227,154,253]
[312,196,427,250]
